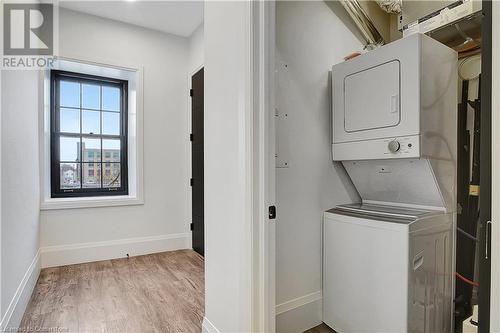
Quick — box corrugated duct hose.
[374,0,402,14]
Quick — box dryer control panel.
[332,135,420,161]
[383,136,418,156]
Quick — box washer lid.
[328,203,440,224]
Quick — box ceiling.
[59,1,204,37]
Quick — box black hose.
[457,227,478,242]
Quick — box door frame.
[255,2,500,332]
[253,1,276,332]
[202,2,275,330]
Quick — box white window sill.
[40,195,144,210]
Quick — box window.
[50,70,128,197]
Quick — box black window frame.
[50,70,129,198]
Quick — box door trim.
[253,1,276,332]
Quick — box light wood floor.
[20,250,204,333]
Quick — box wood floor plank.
[20,250,204,333]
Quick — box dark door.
[478,1,491,331]
[191,68,204,256]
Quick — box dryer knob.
[388,140,400,153]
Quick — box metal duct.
[375,0,402,14]
[339,0,386,49]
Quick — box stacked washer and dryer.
[323,34,458,332]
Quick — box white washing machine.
[323,203,454,333]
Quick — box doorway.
[191,67,204,256]
[265,1,493,333]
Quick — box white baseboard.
[0,251,41,333]
[40,233,191,268]
[276,291,322,333]
[276,290,322,315]
[202,317,221,333]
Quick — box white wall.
[275,2,361,332]
[189,24,204,74]
[186,23,204,229]
[40,9,191,264]
[1,70,41,330]
[203,2,254,332]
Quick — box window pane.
[82,163,101,188]
[82,84,100,110]
[103,163,121,188]
[82,110,101,134]
[82,138,101,162]
[102,111,120,135]
[102,86,120,111]
[60,108,80,133]
[60,136,80,162]
[103,139,120,162]
[60,163,81,189]
[60,81,80,108]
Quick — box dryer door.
[332,34,422,148]
[344,60,400,132]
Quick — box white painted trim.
[40,195,144,210]
[0,251,40,333]
[39,56,144,210]
[0,16,3,321]
[252,1,276,332]
[275,291,323,316]
[203,2,259,331]
[276,295,322,333]
[202,317,221,333]
[40,233,191,268]
[244,2,257,331]
[491,1,500,331]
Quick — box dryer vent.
[339,0,386,49]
